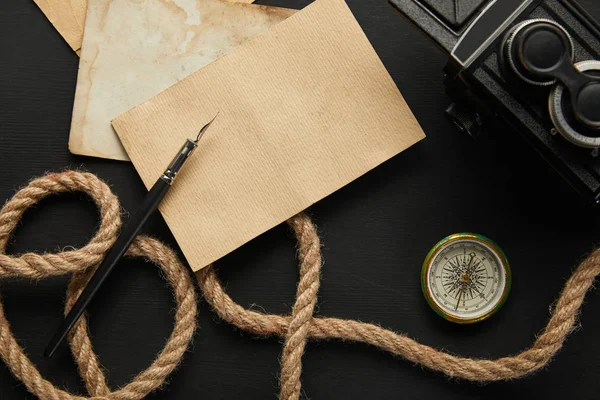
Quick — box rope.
[0,171,599,400]
[0,171,197,400]
[200,249,600,385]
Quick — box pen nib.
[195,112,219,143]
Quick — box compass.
[421,233,511,324]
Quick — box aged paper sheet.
[112,0,426,271]
[68,0,294,161]
[32,0,257,54]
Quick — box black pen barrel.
[44,178,171,357]
[44,115,218,358]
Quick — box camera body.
[390,0,600,202]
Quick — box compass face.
[422,234,511,324]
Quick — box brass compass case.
[421,233,512,324]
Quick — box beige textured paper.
[68,0,293,161]
[32,0,257,54]
[112,0,426,271]
[33,0,87,54]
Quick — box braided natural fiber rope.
[0,171,197,400]
[0,171,599,400]
[198,215,600,398]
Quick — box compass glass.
[422,234,511,323]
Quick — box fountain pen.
[44,114,218,358]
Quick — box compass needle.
[455,288,463,311]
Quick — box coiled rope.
[0,171,598,400]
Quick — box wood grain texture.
[1,0,600,399]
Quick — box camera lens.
[576,82,600,128]
[519,27,569,72]
[505,19,574,86]
[549,61,600,148]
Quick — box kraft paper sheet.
[112,0,426,272]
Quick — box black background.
[1,0,600,398]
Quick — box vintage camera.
[390,0,600,202]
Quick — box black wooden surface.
[1,0,600,398]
